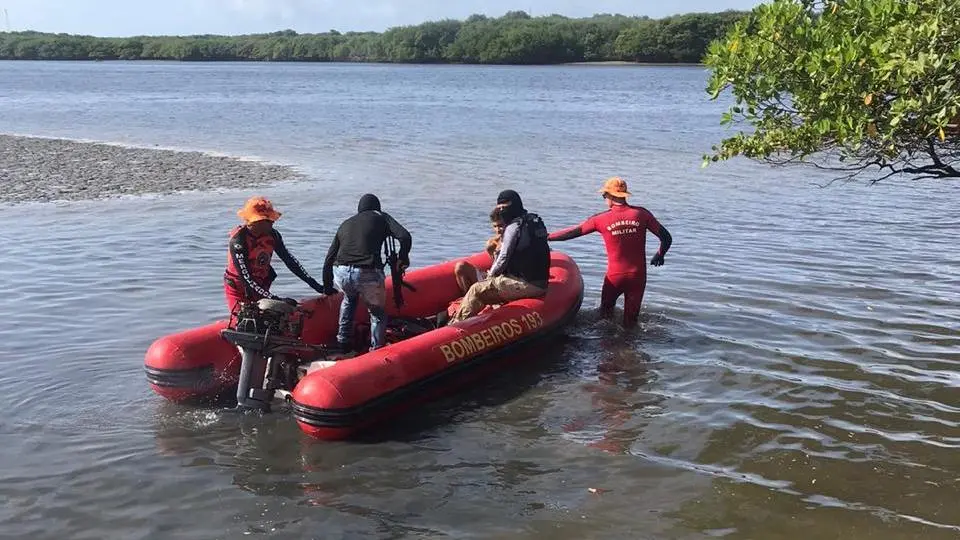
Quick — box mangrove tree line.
[704,0,960,181]
[0,10,746,64]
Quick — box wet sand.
[0,134,305,204]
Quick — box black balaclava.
[358,193,381,213]
[496,189,525,222]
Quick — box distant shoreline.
[0,58,706,68]
[564,60,704,67]
[0,10,745,66]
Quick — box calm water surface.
[0,61,958,539]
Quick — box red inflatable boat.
[144,250,584,439]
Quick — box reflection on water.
[0,61,958,538]
[561,319,664,455]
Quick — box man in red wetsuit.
[223,196,326,313]
[548,177,672,326]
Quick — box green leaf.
[702,0,960,180]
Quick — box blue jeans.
[333,265,387,350]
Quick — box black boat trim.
[145,364,217,390]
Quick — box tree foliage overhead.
[704,0,960,181]
[0,10,746,65]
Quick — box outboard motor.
[221,298,318,412]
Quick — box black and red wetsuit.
[223,226,323,313]
[549,203,672,325]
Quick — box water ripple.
[0,62,958,539]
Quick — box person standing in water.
[547,177,672,327]
[223,196,326,313]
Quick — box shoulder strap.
[523,212,548,238]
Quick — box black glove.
[399,256,410,271]
[281,297,299,307]
[322,284,336,296]
[650,253,665,267]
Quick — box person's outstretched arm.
[273,230,325,294]
[548,216,597,241]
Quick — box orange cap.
[237,196,281,224]
[598,176,631,198]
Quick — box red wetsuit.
[223,226,323,313]
[549,204,671,325]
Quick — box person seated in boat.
[547,176,672,327]
[224,196,326,313]
[454,206,507,294]
[448,190,550,324]
[322,193,412,353]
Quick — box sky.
[0,0,763,37]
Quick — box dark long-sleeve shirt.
[323,210,412,288]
